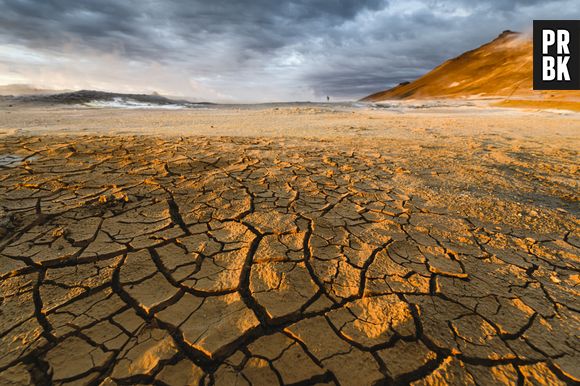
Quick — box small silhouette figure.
[327,96,330,102]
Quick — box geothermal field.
[0,101,578,385]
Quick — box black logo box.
[533,20,580,90]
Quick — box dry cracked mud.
[0,132,578,385]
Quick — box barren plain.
[0,103,579,385]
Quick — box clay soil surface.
[0,104,579,385]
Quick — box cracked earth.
[0,108,579,385]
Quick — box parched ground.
[0,107,579,385]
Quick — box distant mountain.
[14,90,184,104]
[361,31,580,109]
[3,90,214,108]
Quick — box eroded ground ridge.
[0,136,578,385]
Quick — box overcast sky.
[0,0,578,102]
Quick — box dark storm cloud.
[0,1,384,56]
[0,0,579,100]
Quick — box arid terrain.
[362,31,580,112]
[0,103,579,385]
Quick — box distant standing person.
[327,96,330,102]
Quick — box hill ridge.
[361,30,580,105]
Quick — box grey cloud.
[0,0,579,101]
